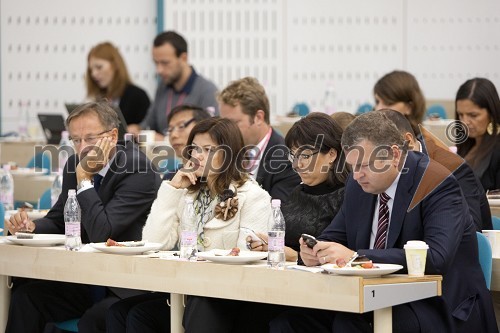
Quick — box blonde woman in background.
[86,42,150,126]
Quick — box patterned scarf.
[193,187,215,250]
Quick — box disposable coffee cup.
[404,240,429,277]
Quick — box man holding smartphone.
[270,112,496,333]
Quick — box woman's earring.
[487,122,499,135]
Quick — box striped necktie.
[374,192,391,249]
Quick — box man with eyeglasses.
[6,101,162,333]
[128,30,219,141]
[161,104,211,179]
[219,77,300,202]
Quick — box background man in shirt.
[128,30,218,141]
[218,77,300,202]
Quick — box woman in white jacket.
[107,117,272,333]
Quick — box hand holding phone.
[301,234,318,249]
[240,227,267,244]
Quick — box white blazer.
[142,178,272,250]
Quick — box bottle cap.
[61,131,69,139]
[271,199,281,207]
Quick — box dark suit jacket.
[255,129,301,203]
[475,140,500,191]
[36,140,162,243]
[320,152,497,333]
[420,138,492,231]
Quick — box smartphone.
[240,227,267,244]
[301,234,318,248]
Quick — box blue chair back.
[492,216,500,230]
[39,188,52,209]
[355,103,373,116]
[26,152,51,175]
[477,232,492,289]
[426,104,447,119]
[0,203,4,230]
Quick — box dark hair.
[153,31,187,57]
[218,77,270,124]
[285,113,348,187]
[66,100,120,130]
[184,118,248,195]
[166,104,211,127]
[342,112,405,152]
[374,70,426,135]
[378,109,416,137]
[455,78,500,165]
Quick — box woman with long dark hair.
[455,77,500,191]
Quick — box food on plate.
[228,247,240,256]
[15,232,34,239]
[334,256,377,269]
[105,238,145,247]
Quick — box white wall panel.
[406,0,500,99]
[163,0,285,118]
[0,0,157,134]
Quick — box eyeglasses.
[69,129,113,146]
[165,118,195,135]
[288,150,320,163]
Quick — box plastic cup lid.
[403,240,429,250]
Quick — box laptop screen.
[37,114,66,144]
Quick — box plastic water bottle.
[322,83,336,114]
[268,199,286,269]
[180,197,197,260]
[0,165,15,211]
[51,169,63,207]
[18,101,29,138]
[58,131,73,170]
[64,189,82,251]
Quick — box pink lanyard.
[247,128,272,171]
[166,89,187,117]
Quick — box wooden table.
[0,139,46,166]
[0,244,442,333]
[12,174,55,203]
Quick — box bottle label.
[65,222,80,236]
[181,230,197,246]
[268,236,284,251]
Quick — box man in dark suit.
[380,108,492,231]
[270,112,497,333]
[6,101,162,333]
[219,77,300,202]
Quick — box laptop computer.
[37,114,66,144]
[65,103,128,140]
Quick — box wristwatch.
[77,178,93,191]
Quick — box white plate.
[90,242,163,255]
[9,168,49,176]
[488,198,500,206]
[196,249,267,264]
[6,234,65,246]
[321,263,403,277]
[6,210,49,220]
